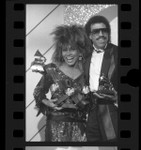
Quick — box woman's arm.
[42,98,57,108]
[33,72,54,115]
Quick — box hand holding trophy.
[93,74,118,106]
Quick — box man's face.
[89,23,109,49]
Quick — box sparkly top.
[33,63,89,117]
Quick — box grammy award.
[97,74,116,96]
[31,50,46,74]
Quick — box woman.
[33,25,91,142]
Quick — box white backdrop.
[26,4,118,142]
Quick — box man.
[84,15,118,141]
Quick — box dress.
[33,63,89,142]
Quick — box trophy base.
[97,89,115,96]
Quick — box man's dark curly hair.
[51,24,91,65]
[85,15,111,42]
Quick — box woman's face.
[62,45,80,66]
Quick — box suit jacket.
[84,43,118,140]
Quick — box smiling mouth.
[98,37,106,41]
[66,57,75,62]
[97,38,107,44]
[67,58,73,62]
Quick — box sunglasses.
[91,28,109,35]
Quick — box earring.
[79,54,83,60]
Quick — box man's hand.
[93,89,118,102]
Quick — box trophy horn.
[31,50,46,74]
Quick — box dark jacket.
[84,43,118,140]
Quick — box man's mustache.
[96,36,107,40]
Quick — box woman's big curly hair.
[51,25,91,64]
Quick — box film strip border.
[6,0,139,150]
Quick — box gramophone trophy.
[97,73,116,97]
[31,50,46,74]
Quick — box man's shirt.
[89,44,107,92]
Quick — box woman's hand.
[53,106,63,110]
[42,98,63,110]
[61,103,77,109]
[42,98,57,108]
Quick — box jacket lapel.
[101,44,117,79]
[100,48,111,78]
[84,44,117,84]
